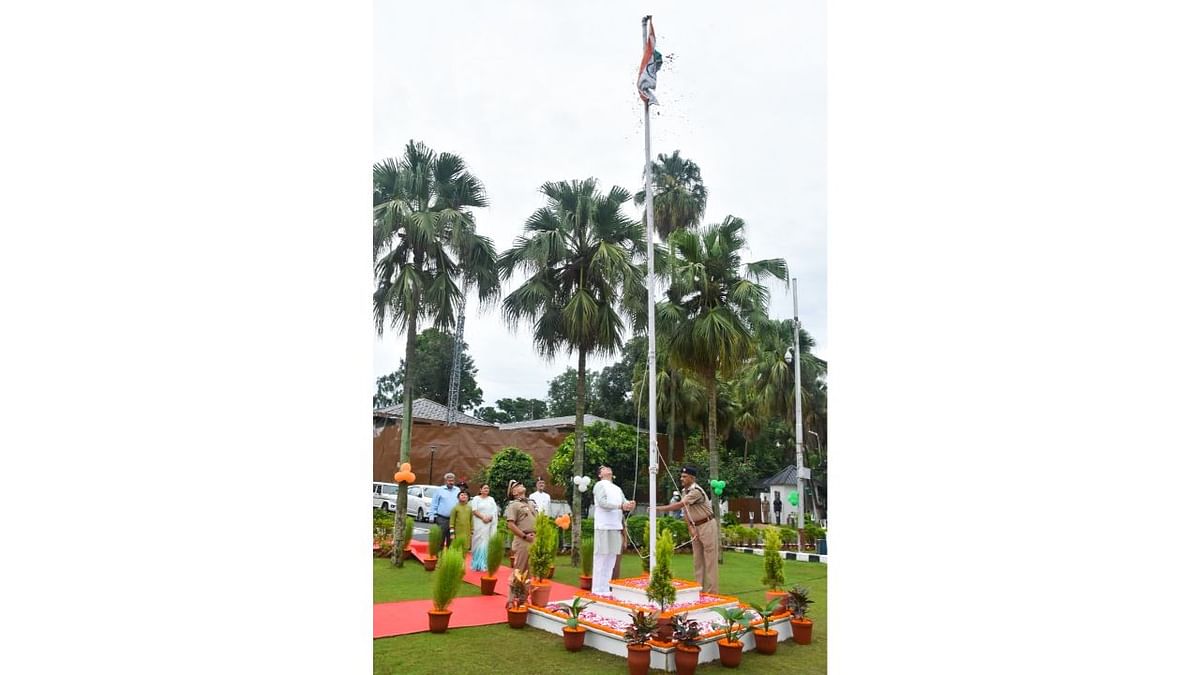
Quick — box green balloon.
[788,491,799,506]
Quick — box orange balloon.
[403,471,417,484]
[555,515,571,530]
[400,463,412,473]
[394,471,405,483]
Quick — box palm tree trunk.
[392,310,418,567]
[706,375,723,563]
[572,350,586,567]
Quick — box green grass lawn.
[374,550,826,675]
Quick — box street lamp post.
[428,445,438,484]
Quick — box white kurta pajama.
[591,478,628,594]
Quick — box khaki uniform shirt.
[505,498,537,534]
[680,483,715,524]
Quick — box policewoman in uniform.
[504,479,537,575]
[655,466,720,593]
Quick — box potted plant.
[761,528,789,613]
[401,516,415,561]
[428,547,465,633]
[623,610,658,675]
[746,598,782,655]
[645,529,677,640]
[528,514,556,606]
[551,596,593,651]
[786,586,815,645]
[670,613,702,675]
[712,606,750,668]
[423,525,442,571]
[579,536,594,590]
[480,530,505,595]
[505,569,533,629]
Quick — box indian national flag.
[637,19,663,105]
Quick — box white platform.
[526,577,794,671]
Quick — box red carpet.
[374,551,583,639]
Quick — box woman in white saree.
[469,483,499,572]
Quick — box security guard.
[504,479,537,574]
[656,466,720,593]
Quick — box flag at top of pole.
[637,17,663,105]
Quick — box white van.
[373,482,400,512]
[406,484,438,523]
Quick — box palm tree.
[373,141,500,565]
[634,150,708,241]
[746,318,826,426]
[659,216,787,558]
[499,178,646,565]
[632,344,705,469]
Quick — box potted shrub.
[401,516,415,560]
[551,596,593,651]
[746,598,782,655]
[712,606,750,668]
[786,586,815,645]
[579,536,594,590]
[423,525,442,571]
[528,515,556,606]
[623,610,658,675]
[645,529,677,641]
[670,613,702,675]
[428,547,465,633]
[480,530,505,595]
[761,528,789,613]
[505,569,533,629]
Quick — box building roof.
[373,398,497,428]
[497,414,620,431]
[757,465,800,489]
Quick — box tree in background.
[373,141,499,565]
[548,421,641,501]
[481,447,535,510]
[373,328,484,411]
[499,178,646,566]
[476,397,549,424]
[545,368,598,417]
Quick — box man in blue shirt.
[430,472,459,552]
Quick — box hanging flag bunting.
[637,18,663,105]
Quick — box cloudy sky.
[373,0,826,406]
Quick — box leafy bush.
[427,525,443,558]
[529,514,556,580]
[671,613,702,646]
[803,521,826,547]
[626,515,649,548]
[761,527,786,590]
[551,596,593,629]
[722,511,740,527]
[431,546,465,611]
[506,570,533,609]
[401,516,415,551]
[580,537,594,576]
[712,606,750,644]
[786,586,814,619]
[646,529,677,610]
[482,447,535,510]
[659,517,690,547]
[623,610,658,645]
[746,597,782,630]
[486,531,505,576]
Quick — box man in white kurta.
[591,465,634,595]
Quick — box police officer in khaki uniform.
[656,466,720,593]
[504,479,537,574]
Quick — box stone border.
[724,545,827,564]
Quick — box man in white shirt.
[591,465,634,595]
[529,477,552,516]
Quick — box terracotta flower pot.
[579,575,592,591]
[753,629,778,655]
[717,639,744,668]
[766,590,790,615]
[422,557,438,572]
[530,581,552,607]
[626,643,651,675]
[562,625,586,651]
[673,644,701,675]
[480,575,497,595]
[507,607,527,629]
[428,609,451,633]
[656,615,674,641]
[791,617,813,645]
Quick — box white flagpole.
[642,15,659,575]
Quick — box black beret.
[681,466,699,477]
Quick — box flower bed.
[610,575,700,591]
[577,590,743,617]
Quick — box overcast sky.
[373,1,826,406]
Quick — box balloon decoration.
[554,514,571,530]
[709,479,726,496]
[394,470,417,484]
[572,475,592,492]
[788,491,799,506]
[400,463,411,473]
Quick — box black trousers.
[434,515,452,549]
